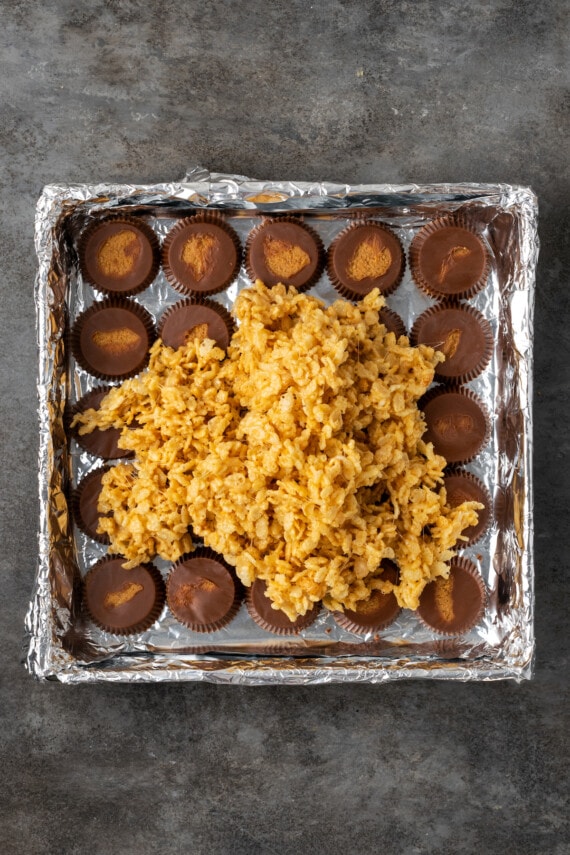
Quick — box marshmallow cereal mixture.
[73,281,480,620]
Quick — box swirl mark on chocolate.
[181,234,218,280]
[91,327,142,355]
[104,581,144,608]
[438,245,471,283]
[434,413,475,438]
[434,575,455,622]
[263,236,310,278]
[347,236,392,281]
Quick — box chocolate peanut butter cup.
[84,556,165,635]
[416,557,486,636]
[443,469,491,546]
[78,216,160,297]
[245,217,325,291]
[411,303,493,383]
[162,214,241,296]
[246,579,320,635]
[379,307,407,339]
[409,216,490,300]
[421,387,490,464]
[67,387,134,460]
[166,548,241,632]
[327,221,405,300]
[333,559,402,635]
[71,465,111,543]
[158,298,235,351]
[71,298,156,381]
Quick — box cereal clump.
[73,281,479,620]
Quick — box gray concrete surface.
[1,1,568,853]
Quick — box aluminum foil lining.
[25,168,538,683]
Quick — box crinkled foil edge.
[25,169,537,683]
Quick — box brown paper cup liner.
[410,302,493,384]
[245,216,325,293]
[420,385,491,465]
[416,557,487,636]
[166,547,242,633]
[162,213,242,297]
[327,220,405,301]
[67,386,135,460]
[158,297,236,351]
[379,307,407,339]
[71,297,156,381]
[83,556,166,636]
[443,467,492,547]
[332,596,401,635]
[246,579,320,636]
[409,215,491,300]
[71,465,111,543]
[78,215,160,297]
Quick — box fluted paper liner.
[166,547,242,633]
[70,297,156,381]
[78,215,160,297]
[416,557,487,636]
[411,301,493,384]
[71,465,111,543]
[246,579,320,636]
[327,220,405,300]
[245,216,325,293]
[409,215,491,300]
[158,296,236,351]
[83,556,166,636]
[161,213,242,297]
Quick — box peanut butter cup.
[443,469,491,546]
[411,303,493,383]
[78,216,159,296]
[246,579,320,635]
[327,221,405,299]
[71,298,155,380]
[84,556,165,635]
[379,307,407,339]
[158,298,235,351]
[166,548,241,632]
[68,387,134,460]
[71,466,111,543]
[333,559,401,634]
[410,216,490,300]
[416,557,486,635]
[162,214,241,296]
[245,217,324,291]
[421,387,490,464]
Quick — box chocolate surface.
[72,466,111,542]
[84,557,165,634]
[167,554,238,631]
[159,300,233,350]
[417,558,485,635]
[422,389,489,463]
[80,219,158,294]
[333,559,401,633]
[328,222,404,297]
[73,302,153,379]
[412,304,492,381]
[444,470,491,545]
[411,222,488,297]
[247,579,320,634]
[246,220,323,289]
[69,387,134,460]
[163,218,240,294]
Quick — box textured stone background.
[1,2,568,853]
